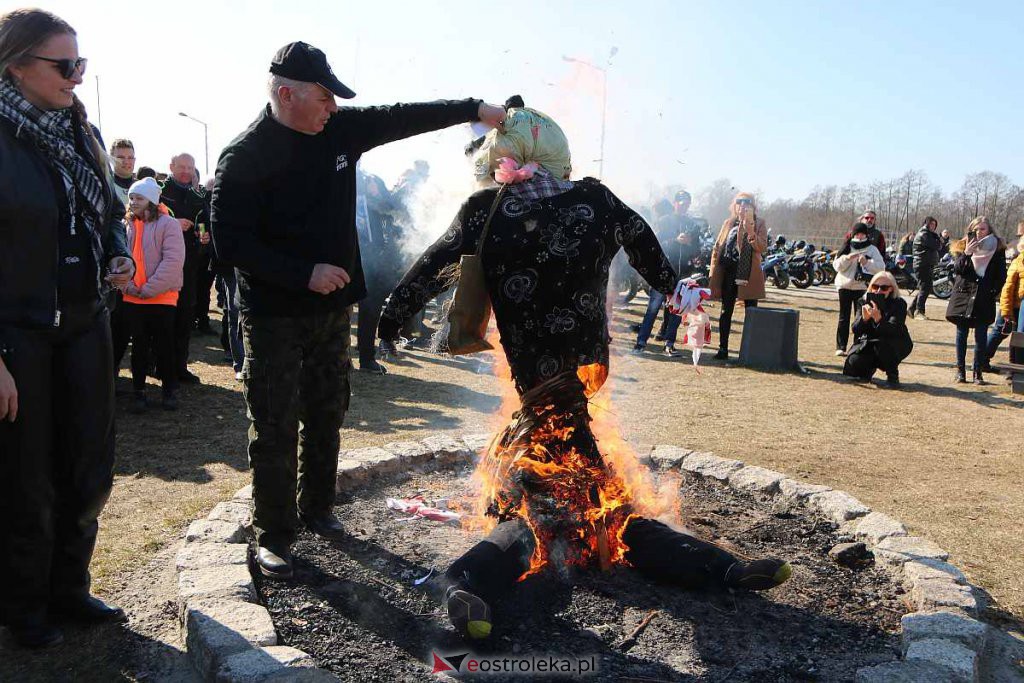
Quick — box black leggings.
[719,275,757,352]
[0,309,115,623]
[836,289,864,351]
[126,302,177,393]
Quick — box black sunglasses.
[736,198,753,206]
[29,55,87,79]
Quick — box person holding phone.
[0,8,133,647]
[842,271,912,387]
[833,223,886,355]
[708,192,769,360]
[946,216,1007,384]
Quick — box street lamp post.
[562,47,617,179]
[178,111,209,176]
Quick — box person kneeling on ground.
[379,102,790,642]
[122,177,186,412]
[842,271,913,388]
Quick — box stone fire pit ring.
[173,434,991,682]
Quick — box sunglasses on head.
[29,55,87,79]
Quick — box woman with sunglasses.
[833,222,886,356]
[708,192,769,359]
[842,271,913,388]
[945,216,1007,384]
[0,9,133,647]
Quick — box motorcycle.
[761,249,790,289]
[886,252,918,292]
[811,251,832,286]
[931,253,955,300]
[787,247,814,289]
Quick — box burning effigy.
[378,101,791,641]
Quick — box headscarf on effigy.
[472,107,572,184]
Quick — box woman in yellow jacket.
[985,230,1024,366]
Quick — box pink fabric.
[494,157,540,184]
[123,213,186,299]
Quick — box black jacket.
[851,296,913,361]
[159,178,209,261]
[945,249,1007,327]
[211,99,481,317]
[0,114,131,340]
[912,226,942,273]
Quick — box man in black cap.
[211,41,504,579]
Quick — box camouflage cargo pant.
[240,308,351,546]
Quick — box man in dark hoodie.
[211,41,504,579]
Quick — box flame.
[467,349,682,579]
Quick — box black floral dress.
[379,178,677,394]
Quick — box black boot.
[300,512,346,540]
[256,543,293,580]
[954,366,967,383]
[973,366,986,385]
[51,595,127,624]
[883,370,901,389]
[7,613,64,649]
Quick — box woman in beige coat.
[708,192,769,358]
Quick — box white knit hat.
[128,177,161,207]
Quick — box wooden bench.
[991,331,1024,395]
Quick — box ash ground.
[260,468,906,682]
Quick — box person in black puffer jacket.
[910,216,942,319]
[0,8,134,648]
[843,271,913,388]
[945,216,1007,384]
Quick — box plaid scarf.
[509,166,574,202]
[0,79,107,229]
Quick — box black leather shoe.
[8,615,64,648]
[300,512,346,540]
[256,544,293,580]
[51,595,127,624]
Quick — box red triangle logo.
[432,652,455,674]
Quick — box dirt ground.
[263,469,905,682]
[1,283,1022,680]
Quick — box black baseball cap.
[269,41,356,99]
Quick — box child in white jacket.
[834,222,886,355]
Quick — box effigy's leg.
[621,517,791,591]
[442,519,536,639]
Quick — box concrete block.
[382,440,435,468]
[846,511,908,545]
[208,501,252,527]
[901,612,988,654]
[874,535,950,567]
[346,446,403,476]
[649,445,691,471]
[856,660,961,682]
[777,479,832,504]
[681,452,743,481]
[421,434,473,467]
[185,599,277,679]
[902,558,968,586]
[806,490,871,523]
[216,645,315,682]
[461,432,493,454]
[728,465,785,495]
[176,542,249,572]
[738,307,800,371]
[905,638,977,682]
[335,458,370,493]
[185,519,246,544]
[232,485,253,501]
[911,579,979,617]
[178,564,256,605]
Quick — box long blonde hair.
[868,270,900,299]
[728,192,757,222]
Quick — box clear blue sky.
[39,0,1024,202]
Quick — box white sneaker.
[835,349,846,356]
[235,371,244,381]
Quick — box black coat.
[850,296,913,362]
[945,250,1007,327]
[912,226,942,273]
[0,114,131,339]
